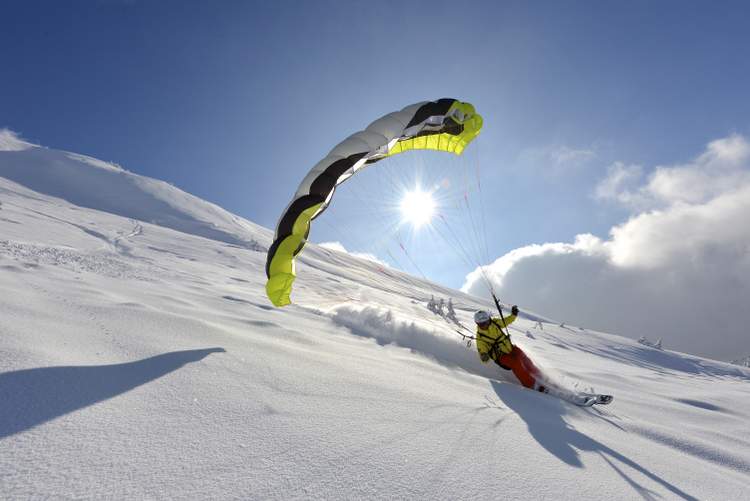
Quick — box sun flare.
[400,189,435,228]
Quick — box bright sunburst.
[400,188,435,228]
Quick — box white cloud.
[596,134,750,209]
[0,129,36,152]
[594,162,644,205]
[550,145,597,166]
[319,241,390,268]
[463,134,750,361]
[646,135,750,206]
[519,144,597,177]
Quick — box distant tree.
[446,298,457,321]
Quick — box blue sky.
[3,1,750,357]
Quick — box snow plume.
[463,134,750,361]
[330,304,502,380]
[319,241,390,268]
[0,128,36,151]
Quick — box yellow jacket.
[476,314,516,362]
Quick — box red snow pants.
[495,346,541,389]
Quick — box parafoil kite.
[265,98,483,306]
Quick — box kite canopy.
[265,98,483,307]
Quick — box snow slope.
[1,139,749,500]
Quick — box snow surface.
[1,141,749,500]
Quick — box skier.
[474,306,546,393]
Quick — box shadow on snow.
[491,381,698,501]
[0,347,225,439]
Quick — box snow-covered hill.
[1,136,749,499]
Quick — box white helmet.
[474,310,491,324]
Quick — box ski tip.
[575,394,614,407]
[596,395,614,405]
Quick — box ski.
[539,385,613,407]
[575,393,614,407]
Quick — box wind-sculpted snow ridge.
[0,240,153,280]
[0,139,269,250]
[0,129,36,152]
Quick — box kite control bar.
[492,293,512,340]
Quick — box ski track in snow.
[1,145,750,499]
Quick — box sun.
[400,188,435,228]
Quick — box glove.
[480,352,490,363]
[511,305,519,316]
